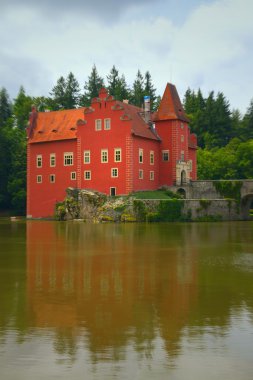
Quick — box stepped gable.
[28,108,85,143]
[117,101,159,141]
[153,83,189,122]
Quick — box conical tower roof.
[154,83,189,122]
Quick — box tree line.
[0,64,253,214]
[183,88,253,179]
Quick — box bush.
[55,202,66,221]
[133,200,147,221]
[158,199,184,221]
[146,212,161,222]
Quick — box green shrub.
[158,199,184,221]
[165,190,182,199]
[146,212,161,222]
[214,181,242,201]
[114,204,126,212]
[133,200,147,221]
[55,202,66,221]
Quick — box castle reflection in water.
[26,221,198,362]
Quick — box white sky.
[0,0,252,114]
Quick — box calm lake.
[0,219,253,380]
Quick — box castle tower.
[153,83,197,186]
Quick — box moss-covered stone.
[121,213,137,222]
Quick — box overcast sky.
[0,0,252,113]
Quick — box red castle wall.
[26,84,197,218]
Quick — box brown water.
[0,219,253,380]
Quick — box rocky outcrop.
[55,185,248,222]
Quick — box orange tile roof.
[28,108,85,143]
[153,83,189,122]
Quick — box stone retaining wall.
[58,189,242,222]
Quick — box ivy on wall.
[214,180,242,201]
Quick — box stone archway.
[240,194,253,220]
[177,187,186,199]
[181,170,187,185]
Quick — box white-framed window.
[189,160,193,171]
[36,154,42,168]
[162,150,169,162]
[139,148,143,163]
[150,171,154,181]
[50,153,56,167]
[95,119,102,131]
[104,118,111,130]
[37,175,42,183]
[111,168,118,178]
[181,151,185,161]
[84,170,91,180]
[114,148,121,162]
[64,152,73,166]
[84,150,90,164]
[139,169,143,179]
[50,174,55,183]
[150,151,154,165]
[181,135,184,142]
[101,149,108,163]
[181,123,184,129]
[71,172,76,180]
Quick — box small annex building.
[26,83,197,218]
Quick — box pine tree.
[0,87,12,127]
[183,88,196,114]
[183,88,206,148]
[50,76,66,110]
[107,65,120,97]
[13,86,33,130]
[131,70,145,107]
[117,75,131,101]
[82,65,104,106]
[144,71,157,111]
[65,72,80,109]
[242,99,253,140]
[230,109,242,140]
[153,95,161,111]
[212,92,232,147]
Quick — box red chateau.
[26,83,197,218]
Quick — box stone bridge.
[169,180,253,220]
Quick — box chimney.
[144,95,151,123]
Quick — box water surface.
[0,219,253,379]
